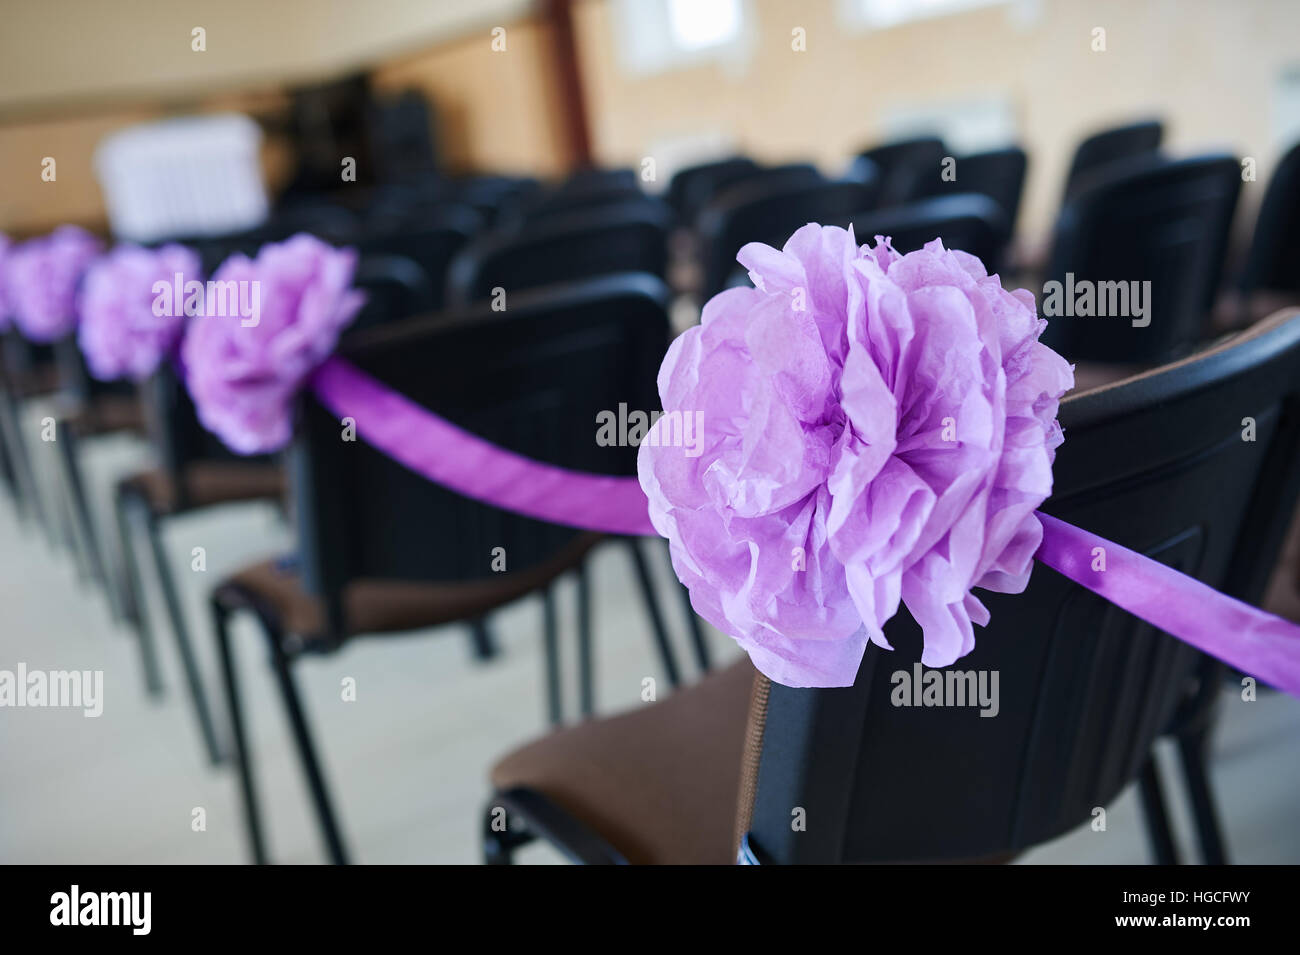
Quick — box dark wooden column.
[540,0,594,170]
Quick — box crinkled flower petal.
[5,226,103,342]
[78,244,201,381]
[181,234,365,455]
[639,226,1074,687]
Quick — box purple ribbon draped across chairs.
[60,229,1300,697]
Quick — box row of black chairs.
[5,117,1299,863]
[6,227,1300,866]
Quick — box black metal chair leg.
[264,626,350,865]
[142,510,223,764]
[1177,729,1229,864]
[0,395,47,533]
[211,599,268,865]
[542,585,563,726]
[467,617,498,661]
[116,489,163,697]
[577,561,593,717]
[53,460,85,568]
[0,396,28,521]
[625,537,681,688]
[483,800,533,864]
[1137,756,1181,865]
[56,421,110,593]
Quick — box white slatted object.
[94,114,269,242]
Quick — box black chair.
[667,156,760,224]
[850,136,947,208]
[698,176,882,298]
[49,338,148,591]
[209,273,687,864]
[1040,154,1242,364]
[113,363,284,767]
[1239,141,1300,303]
[485,308,1300,864]
[0,336,56,534]
[713,194,1008,291]
[515,168,644,224]
[701,163,825,213]
[447,204,672,305]
[443,175,541,226]
[852,194,1008,270]
[365,89,439,184]
[0,322,147,587]
[910,146,1027,242]
[1063,119,1163,199]
[355,205,480,310]
[112,247,438,764]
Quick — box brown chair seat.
[70,393,147,437]
[120,461,285,515]
[491,657,756,865]
[217,531,603,643]
[7,361,61,400]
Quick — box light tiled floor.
[1,417,1298,864]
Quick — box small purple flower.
[4,226,103,342]
[77,243,202,382]
[182,234,365,455]
[638,225,1075,688]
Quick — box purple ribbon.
[311,357,658,536]
[311,356,1300,698]
[1036,514,1300,697]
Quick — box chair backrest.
[699,176,882,297]
[140,250,428,510]
[290,273,671,637]
[517,168,644,224]
[445,175,542,225]
[1041,154,1241,364]
[702,163,825,215]
[742,309,1300,864]
[355,204,480,308]
[351,254,435,330]
[1239,140,1300,297]
[853,194,1009,272]
[667,156,760,223]
[144,362,267,511]
[911,147,1027,239]
[365,89,439,184]
[446,204,672,304]
[1064,119,1163,198]
[853,136,947,207]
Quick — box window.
[667,0,742,51]
[613,0,750,76]
[838,0,1011,31]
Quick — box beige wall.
[0,0,529,116]
[3,0,1297,245]
[573,0,1300,245]
[371,22,571,177]
[0,2,559,234]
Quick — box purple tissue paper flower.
[182,233,365,455]
[638,225,1075,688]
[4,226,103,342]
[77,243,202,382]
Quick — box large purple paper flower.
[182,234,365,455]
[77,243,202,382]
[638,225,1074,687]
[4,226,103,342]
